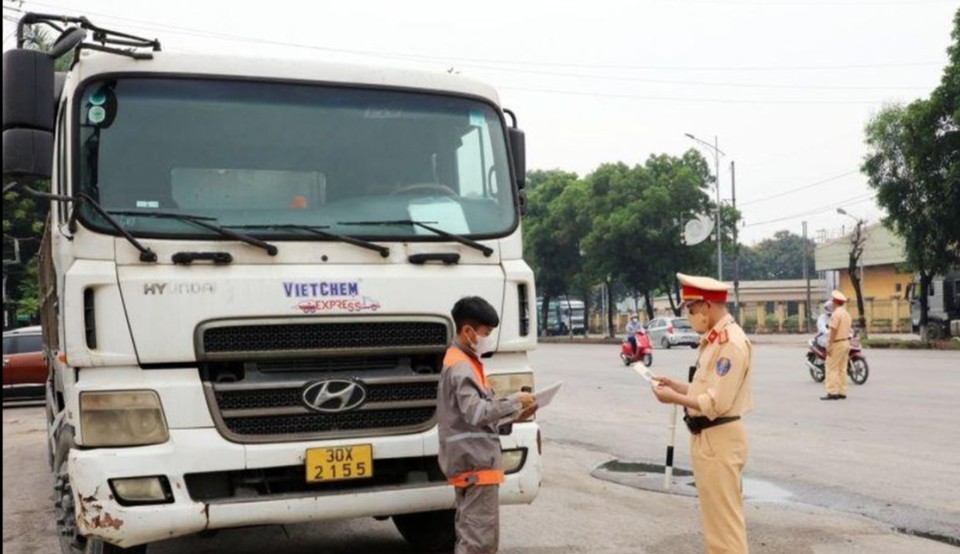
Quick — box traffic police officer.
[822,290,853,400]
[652,273,754,554]
[437,296,537,554]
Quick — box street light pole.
[685,133,726,281]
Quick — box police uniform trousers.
[455,484,500,554]
[825,341,850,396]
[691,419,749,554]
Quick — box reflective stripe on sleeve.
[443,431,502,444]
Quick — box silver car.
[646,317,700,349]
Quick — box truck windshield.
[76,78,516,239]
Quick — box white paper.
[534,381,563,409]
[498,382,563,426]
[632,365,656,386]
[407,198,470,235]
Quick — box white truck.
[3,14,540,553]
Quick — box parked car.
[646,317,700,349]
[2,325,46,401]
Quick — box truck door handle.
[408,253,460,265]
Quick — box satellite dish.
[683,214,714,246]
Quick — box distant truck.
[908,270,960,338]
[538,298,586,336]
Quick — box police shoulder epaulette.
[719,330,729,344]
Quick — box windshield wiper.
[76,194,158,262]
[107,210,278,256]
[227,224,389,258]
[339,220,494,257]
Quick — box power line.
[744,194,876,227]
[658,0,956,5]
[738,170,860,207]
[16,0,945,74]
[454,62,929,92]
[498,86,890,105]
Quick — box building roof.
[815,223,906,271]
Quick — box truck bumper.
[68,424,541,548]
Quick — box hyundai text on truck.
[2,14,540,553]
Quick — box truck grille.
[197,316,451,361]
[205,377,439,443]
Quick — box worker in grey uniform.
[438,296,537,554]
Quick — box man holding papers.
[650,273,755,554]
[437,297,537,554]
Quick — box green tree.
[523,170,588,328]
[862,9,960,340]
[737,230,816,281]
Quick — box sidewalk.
[538,333,923,347]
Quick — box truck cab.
[3,14,539,553]
[908,271,960,338]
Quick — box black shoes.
[820,394,846,400]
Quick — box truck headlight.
[501,448,526,474]
[487,372,534,397]
[80,391,169,446]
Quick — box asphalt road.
[3,342,958,553]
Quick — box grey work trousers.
[454,484,500,554]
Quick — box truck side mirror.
[3,49,56,182]
[508,127,526,189]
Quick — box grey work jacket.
[436,343,522,479]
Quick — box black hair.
[451,296,500,332]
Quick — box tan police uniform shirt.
[829,305,853,345]
[687,314,754,421]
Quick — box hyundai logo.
[302,379,367,413]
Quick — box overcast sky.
[3,0,957,244]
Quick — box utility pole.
[684,133,725,281]
[731,161,740,321]
[714,135,722,281]
[803,221,811,333]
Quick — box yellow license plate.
[305,444,373,483]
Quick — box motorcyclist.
[815,300,833,349]
[626,315,643,356]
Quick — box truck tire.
[928,321,945,340]
[53,433,147,554]
[393,509,456,553]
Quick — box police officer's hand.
[517,392,536,409]
[653,376,688,394]
[652,382,678,404]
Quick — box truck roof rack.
[16,12,161,62]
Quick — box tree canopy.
[861,7,960,338]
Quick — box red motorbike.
[805,336,869,385]
[621,330,654,367]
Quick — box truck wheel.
[393,509,456,553]
[53,435,147,554]
[927,321,945,340]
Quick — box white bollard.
[664,404,678,490]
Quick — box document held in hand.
[633,365,656,387]
[499,381,563,425]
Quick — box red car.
[3,325,47,401]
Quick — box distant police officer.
[652,273,754,554]
[822,290,853,400]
